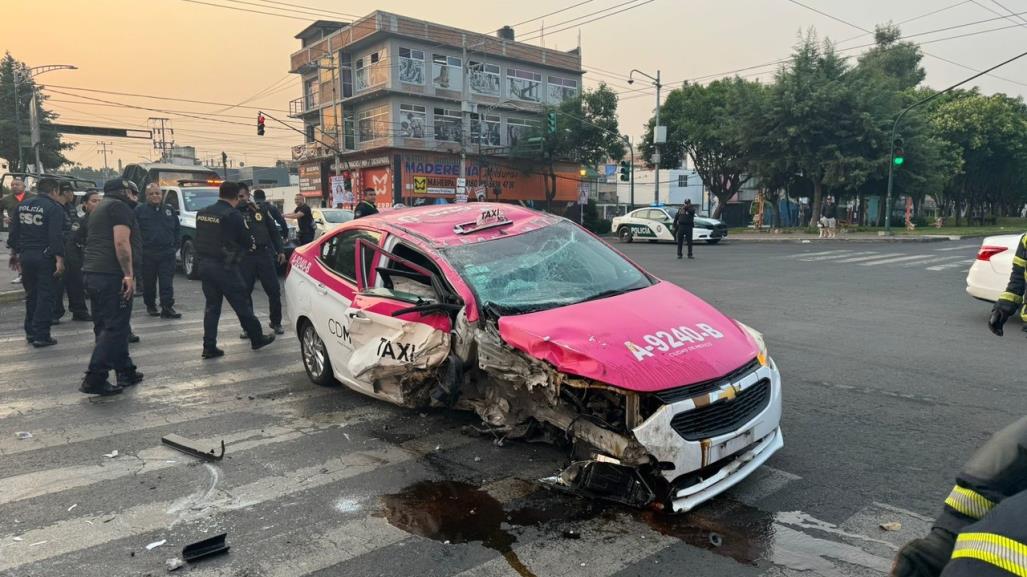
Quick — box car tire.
[182,240,199,280]
[300,320,335,387]
[706,239,721,245]
[618,227,633,243]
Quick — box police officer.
[253,187,289,240]
[3,177,32,284]
[674,199,696,260]
[58,189,100,323]
[195,181,275,359]
[237,186,285,337]
[81,179,145,395]
[891,416,1027,577]
[354,188,379,219]
[988,233,1025,337]
[136,183,181,318]
[284,193,316,244]
[7,178,66,347]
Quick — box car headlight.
[736,321,769,366]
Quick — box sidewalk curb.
[0,289,24,304]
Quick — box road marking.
[784,250,853,259]
[0,429,474,572]
[895,255,967,268]
[927,258,976,271]
[799,251,877,262]
[935,245,972,252]
[857,254,940,266]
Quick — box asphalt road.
[1,237,1023,577]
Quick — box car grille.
[651,358,762,405]
[669,379,771,441]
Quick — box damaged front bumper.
[632,357,783,512]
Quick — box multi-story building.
[288,13,585,208]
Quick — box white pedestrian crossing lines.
[786,246,976,272]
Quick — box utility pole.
[460,36,469,185]
[149,117,173,162]
[221,151,228,181]
[29,92,42,173]
[97,141,113,180]
[13,72,23,172]
[629,69,662,205]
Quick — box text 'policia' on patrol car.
[285,203,781,512]
[611,206,728,244]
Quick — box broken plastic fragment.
[12,537,23,542]
[880,521,902,532]
[67,504,77,512]
[15,431,32,440]
[103,450,118,458]
[146,539,166,550]
[166,557,185,572]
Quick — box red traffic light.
[257,114,266,136]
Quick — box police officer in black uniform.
[354,188,379,219]
[195,181,275,359]
[238,185,285,336]
[53,182,91,322]
[285,193,316,245]
[674,199,696,260]
[891,416,1027,577]
[136,183,181,318]
[7,178,66,347]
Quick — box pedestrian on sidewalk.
[674,199,696,260]
[2,178,32,285]
[237,186,285,337]
[80,179,145,395]
[284,194,315,245]
[7,178,66,348]
[53,183,91,322]
[821,197,838,239]
[136,183,181,319]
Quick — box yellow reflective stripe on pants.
[952,532,1027,577]
[998,292,1024,305]
[1015,255,1027,268]
[945,485,997,520]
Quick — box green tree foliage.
[0,53,74,171]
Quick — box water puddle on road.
[383,480,894,576]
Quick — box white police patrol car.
[611,206,728,244]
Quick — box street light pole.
[629,68,662,205]
[11,64,77,173]
[884,47,1027,233]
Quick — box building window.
[432,54,462,91]
[355,49,388,91]
[470,113,501,146]
[399,104,426,139]
[434,107,462,142]
[507,68,542,102]
[547,75,578,105]
[305,124,317,144]
[357,104,390,142]
[507,118,537,147]
[398,47,425,85]
[303,78,318,110]
[468,61,501,96]
[677,174,688,187]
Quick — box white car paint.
[966,234,1022,302]
[610,207,726,243]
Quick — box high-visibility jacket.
[995,234,1026,321]
[940,490,1027,577]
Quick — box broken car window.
[321,229,381,281]
[443,221,652,314]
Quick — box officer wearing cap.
[237,185,285,336]
[7,177,67,347]
[80,178,145,396]
[53,182,91,322]
[136,182,181,319]
[194,181,275,359]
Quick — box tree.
[0,53,74,171]
[641,77,762,218]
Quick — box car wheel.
[300,320,335,386]
[182,240,199,280]
[706,239,721,245]
[618,227,633,243]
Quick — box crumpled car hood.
[497,282,759,393]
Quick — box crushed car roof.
[366,203,560,248]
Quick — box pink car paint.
[498,282,760,393]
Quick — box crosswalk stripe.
[896,255,967,268]
[857,254,940,266]
[0,428,475,572]
[935,245,972,252]
[799,251,876,262]
[0,368,320,454]
[784,250,853,259]
[927,258,976,271]
[0,406,392,506]
[831,252,893,263]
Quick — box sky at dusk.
[6,0,1027,170]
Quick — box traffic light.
[619,160,630,181]
[892,137,904,166]
[546,111,557,135]
[257,113,266,136]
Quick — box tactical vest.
[195,207,226,259]
[242,205,271,248]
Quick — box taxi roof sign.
[453,208,512,235]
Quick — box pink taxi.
[285,203,782,512]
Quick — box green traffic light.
[893,156,904,166]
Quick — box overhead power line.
[507,0,595,29]
[177,0,311,21]
[42,84,290,113]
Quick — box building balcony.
[288,93,321,117]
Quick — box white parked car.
[611,206,728,244]
[966,234,1023,302]
[312,208,354,238]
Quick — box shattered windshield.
[443,221,653,314]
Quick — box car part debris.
[161,434,225,461]
[15,431,32,440]
[182,533,229,562]
[557,460,656,508]
[165,557,185,572]
[146,539,166,550]
[880,521,902,531]
[103,450,118,458]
